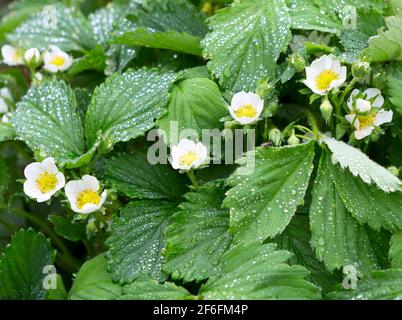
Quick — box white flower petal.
[364,88,384,108]
[0,98,8,113]
[81,175,100,191]
[345,114,356,124]
[347,89,361,110]
[355,99,371,113]
[24,162,43,180]
[41,157,58,173]
[355,127,374,140]
[374,110,393,126]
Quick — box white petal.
[41,157,58,173]
[55,172,66,191]
[24,162,43,180]
[355,99,371,113]
[231,92,251,109]
[345,114,356,124]
[374,110,393,126]
[0,88,12,100]
[23,180,42,199]
[81,175,100,191]
[0,98,8,113]
[78,203,100,214]
[65,180,85,201]
[355,127,374,140]
[364,88,384,108]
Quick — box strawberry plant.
[0,0,402,300]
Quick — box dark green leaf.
[49,215,86,242]
[163,182,232,283]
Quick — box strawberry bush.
[0,0,402,300]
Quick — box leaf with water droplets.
[106,200,176,284]
[323,137,402,193]
[363,14,402,62]
[200,242,321,299]
[11,80,94,168]
[201,0,292,91]
[89,3,127,45]
[163,181,232,283]
[0,228,55,300]
[103,150,187,201]
[111,0,207,56]
[158,77,228,145]
[85,69,176,149]
[69,254,122,300]
[310,150,386,274]
[272,215,341,293]
[287,0,342,34]
[120,275,193,300]
[339,8,384,62]
[389,232,402,268]
[224,142,316,243]
[0,122,15,142]
[68,45,107,76]
[328,269,402,299]
[8,3,96,51]
[330,154,402,232]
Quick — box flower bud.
[289,53,306,72]
[352,61,370,80]
[287,132,300,145]
[24,48,41,66]
[320,98,333,123]
[268,128,282,146]
[256,79,274,99]
[387,166,400,177]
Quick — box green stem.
[339,78,358,106]
[0,216,18,232]
[186,170,199,189]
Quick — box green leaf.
[103,151,186,201]
[363,14,402,62]
[223,142,315,243]
[0,228,55,300]
[0,0,60,42]
[390,232,402,268]
[125,0,208,37]
[11,80,91,168]
[200,242,321,299]
[323,137,401,193]
[49,215,86,242]
[272,215,341,293]
[46,274,67,300]
[106,200,177,284]
[0,158,9,204]
[121,276,193,300]
[329,153,402,233]
[68,45,106,76]
[310,150,383,273]
[340,8,384,62]
[386,65,402,115]
[287,0,342,34]
[328,269,402,299]
[89,3,127,45]
[113,29,202,56]
[163,182,232,283]
[201,0,292,91]
[8,4,96,52]
[0,122,15,143]
[69,255,122,300]
[85,69,176,149]
[158,77,228,145]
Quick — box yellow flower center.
[51,56,65,67]
[358,114,375,129]
[36,172,58,193]
[13,51,21,63]
[234,104,257,118]
[179,151,199,167]
[76,189,101,210]
[315,69,339,91]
